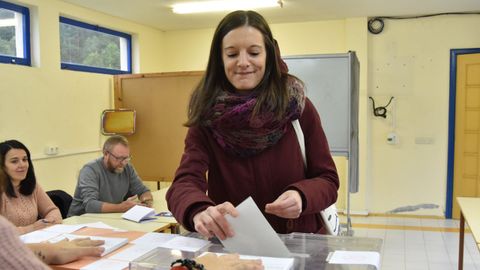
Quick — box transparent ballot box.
[130,232,382,270]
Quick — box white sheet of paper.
[122,205,156,223]
[221,196,291,258]
[108,244,157,261]
[161,235,210,252]
[131,233,209,252]
[82,222,117,230]
[200,252,294,270]
[131,232,176,246]
[80,258,129,270]
[328,251,380,269]
[43,224,86,234]
[19,230,62,243]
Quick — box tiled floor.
[339,215,480,270]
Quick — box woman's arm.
[288,98,340,214]
[27,238,104,265]
[0,216,49,269]
[16,219,50,235]
[36,184,62,223]
[166,126,216,231]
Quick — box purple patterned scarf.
[203,77,306,157]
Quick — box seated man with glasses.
[68,135,153,217]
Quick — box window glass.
[0,0,30,66]
[59,17,131,74]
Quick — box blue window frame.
[0,0,30,66]
[59,17,132,75]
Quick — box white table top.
[457,197,480,245]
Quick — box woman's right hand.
[21,219,51,234]
[193,202,238,240]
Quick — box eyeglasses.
[107,151,132,163]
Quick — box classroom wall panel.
[114,72,203,182]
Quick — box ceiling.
[61,0,480,31]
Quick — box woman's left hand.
[46,238,105,265]
[265,190,302,219]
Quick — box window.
[0,0,30,66]
[59,17,131,75]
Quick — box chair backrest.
[46,190,73,219]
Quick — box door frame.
[446,48,480,218]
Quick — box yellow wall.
[368,15,480,215]
[0,0,165,193]
[3,0,480,217]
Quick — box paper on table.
[221,196,291,258]
[328,250,381,269]
[108,244,157,261]
[80,258,129,270]
[132,233,210,252]
[43,224,86,234]
[131,232,176,246]
[122,205,156,223]
[82,222,117,230]
[161,235,211,252]
[199,252,294,270]
[19,230,62,243]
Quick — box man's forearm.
[100,202,128,213]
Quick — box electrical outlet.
[386,132,398,145]
[44,145,59,155]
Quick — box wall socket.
[387,132,398,145]
[44,145,59,155]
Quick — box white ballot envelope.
[221,196,291,258]
[122,205,156,223]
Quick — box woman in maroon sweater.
[167,10,339,240]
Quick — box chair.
[46,190,73,219]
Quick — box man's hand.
[193,202,238,240]
[265,190,303,219]
[139,191,154,208]
[140,199,153,208]
[120,195,139,211]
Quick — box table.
[77,188,180,233]
[457,197,480,270]
[51,227,144,270]
[63,215,172,233]
[131,232,383,270]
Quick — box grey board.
[284,52,359,192]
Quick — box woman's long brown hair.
[185,10,289,127]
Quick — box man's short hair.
[103,135,129,153]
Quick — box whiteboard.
[284,52,359,193]
[284,53,357,156]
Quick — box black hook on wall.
[369,96,394,118]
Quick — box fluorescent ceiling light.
[172,0,283,14]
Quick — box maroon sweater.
[167,98,339,234]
